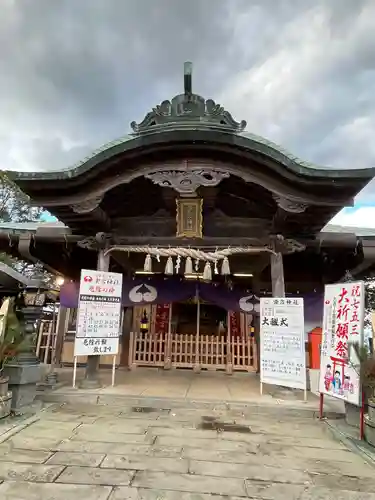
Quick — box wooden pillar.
[121,307,133,367]
[164,303,173,370]
[81,245,110,388]
[270,251,285,297]
[226,311,233,374]
[252,276,261,373]
[54,306,68,366]
[193,294,201,372]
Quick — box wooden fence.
[129,331,257,373]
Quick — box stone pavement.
[0,400,374,499]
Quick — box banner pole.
[111,355,116,387]
[319,392,324,419]
[360,387,365,440]
[72,356,78,388]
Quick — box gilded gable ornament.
[176,198,203,238]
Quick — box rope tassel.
[184,256,193,275]
[203,261,212,281]
[165,256,174,275]
[221,256,230,276]
[143,254,152,272]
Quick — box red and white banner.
[75,269,123,356]
[318,281,365,406]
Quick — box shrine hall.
[1,62,375,388]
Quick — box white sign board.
[74,337,119,357]
[260,297,306,391]
[318,281,365,406]
[74,269,123,356]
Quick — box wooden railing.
[129,331,257,372]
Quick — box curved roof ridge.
[65,134,133,177]
[240,131,332,172]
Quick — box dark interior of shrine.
[172,301,227,335]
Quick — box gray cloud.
[0,0,374,200]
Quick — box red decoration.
[154,303,170,335]
[229,311,240,337]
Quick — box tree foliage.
[0,297,32,376]
[0,172,42,223]
[365,279,375,313]
[0,172,44,276]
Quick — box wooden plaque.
[176,198,203,238]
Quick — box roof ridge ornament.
[130,62,247,136]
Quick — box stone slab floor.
[0,400,374,499]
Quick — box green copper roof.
[6,62,375,182]
[8,128,373,182]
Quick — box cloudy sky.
[1,0,375,227]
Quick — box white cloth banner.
[74,337,119,357]
[260,297,306,391]
[74,269,123,357]
[318,281,365,406]
[76,269,123,339]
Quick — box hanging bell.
[203,261,212,281]
[144,254,152,273]
[184,256,193,275]
[165,256,174,275]
[221,256,230,276]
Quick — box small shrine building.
[1,63,375,386]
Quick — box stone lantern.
[4,281,47,411]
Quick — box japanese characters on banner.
[154,303,171,335]
[318,281,364,406]
[260,297,306,391]
[74,269,123,357]
[229,311,240,337]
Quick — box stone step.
[35,389,344,422]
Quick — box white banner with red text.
[318,281,365,406]
[75,269,123,356]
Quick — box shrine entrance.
[4,63,374,390]
[128,298,257,373]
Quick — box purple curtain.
[60,278,323,325]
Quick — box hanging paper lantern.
[184,256,193,275]
[221,256,230,276]
[165,256,174,275]
[143,254,152,272]
[203,261,212,281]
[140,310,149,333]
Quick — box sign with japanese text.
[75,269,123,356]
[260,297,306,391]
[74,337,119,357]
[318,281,364,406]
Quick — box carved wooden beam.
[71,196,112,231]
[32,158,350,207]
[271,194,308,234]
[98,236,270,248]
